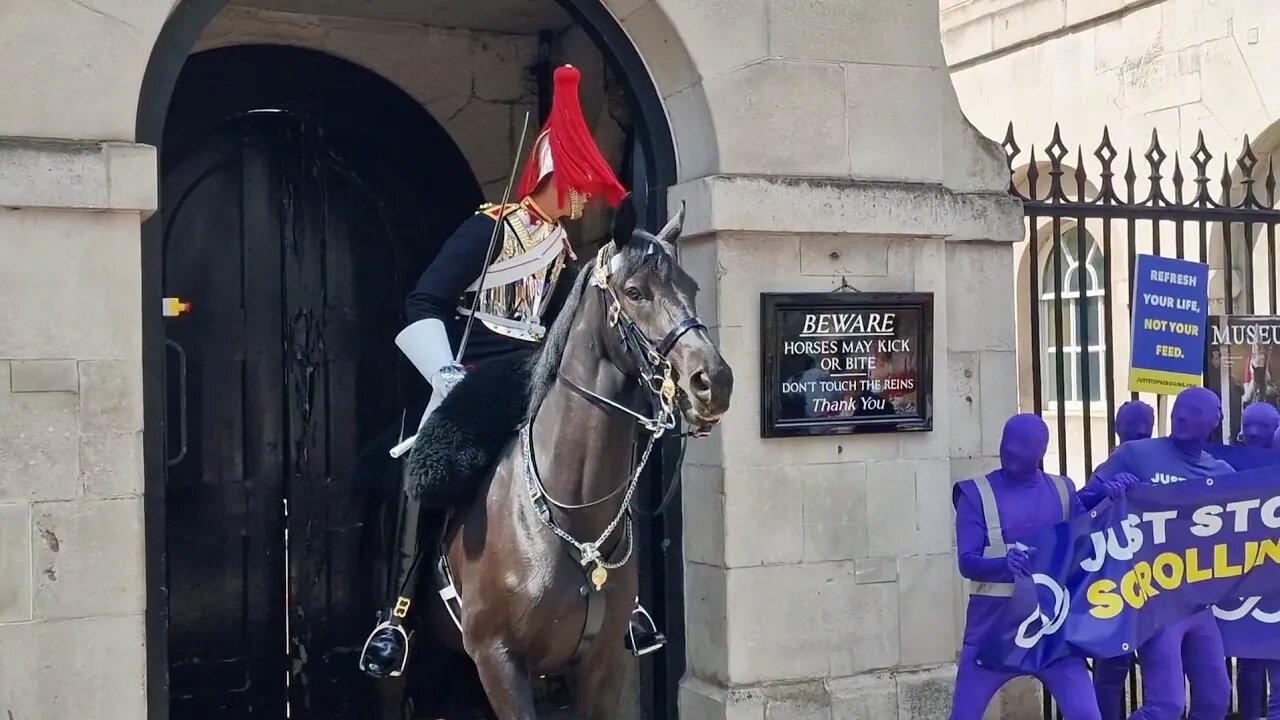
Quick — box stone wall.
[0,0,1028,717]
[0,141,154,715]
[196,6,625,206]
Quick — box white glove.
[396,318,462,398]
[389,319,465,458]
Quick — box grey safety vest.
[968,472,1072,597]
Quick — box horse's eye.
[624,286,646,302]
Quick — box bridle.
[524,241,714,597]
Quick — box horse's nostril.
[690,369,712,398]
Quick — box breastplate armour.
[459,201,571,343]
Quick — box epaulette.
[477,202,521,220]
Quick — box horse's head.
[591,195,733,429]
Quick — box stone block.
[667,176,1024,243]
[896,665,957,720]
[0,389,80,502]
[914,458,955,554]
[705,61,848,177]
[799,235,890,277]
[80,432,144,498]
[854,557,898,585]
[829,672,899,720]
[664,83,719,183]
[0,503,32,622]
[0,139,157,213]
[0,0,164,141]
[603,0,650,21]
[680,678,766,720]
[942,14,996,66]
[471,33,538,103]
[802,462,869,562]
[725,563,898,683]
[32,498,145,620]
[946,242,1017,352]
[898,554,959,666]
[713,233,801,327]
[683,463,725,566]
[846,64,945,184]
[724,465,803,567]
[448,100,523,187]
[948,352,983,457]
[631,0,765,87]
[979,352,1018,457]
[993,675,1043,719]
[10,360,78,393]
[78,360,143,435]
[865,461,917,557]
[762,681,832,720]
[768,0,941,68]
[620,2,702,95]
[0,211,141,358]
[0,614,146,719]
[686,562,729,683]
[992,0,1067,49]
[678,235,722,328]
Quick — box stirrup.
[626,603,666,657]
[358,618,411,678]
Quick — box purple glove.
[1102,472,1139,499]
[1005,547,1034,577]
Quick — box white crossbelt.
[463,225,565,292]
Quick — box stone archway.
[135,2,700,718]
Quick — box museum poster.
[1205,315,1280,444]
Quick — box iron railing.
[1003,123,1280,720]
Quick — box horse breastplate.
[459,203,571,343]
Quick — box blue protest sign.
[976,466,1280,670]
[1129,254,1210,394]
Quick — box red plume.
[515,65,627,208]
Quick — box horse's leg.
[573,644,627,720]
[470,642,537,720]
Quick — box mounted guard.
[358,64,666,680]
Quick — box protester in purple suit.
[1091,400,1155,720]
[950,413,1121,720]
[1086,387,1234,720]
[1232,402,1279,720]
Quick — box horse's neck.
[530,293,646,542]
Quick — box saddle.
[404,353,532,505]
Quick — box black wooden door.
[160,46,484,720]
[163,110,432,719]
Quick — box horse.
[359,195,733,719]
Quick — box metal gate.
[1002,123,1280,719]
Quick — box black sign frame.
[760,291,934,438]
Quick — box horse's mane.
[523,234,675,422]
[524,257,596,422]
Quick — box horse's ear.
[657,201,686,244]
[611,193,637,250]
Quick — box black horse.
[356,197,733,718]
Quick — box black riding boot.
[626,602,666,656]
[359,473,426,679]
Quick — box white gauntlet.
[389,319,465,457]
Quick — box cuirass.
[459,202,570,343]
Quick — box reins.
[523,242,712,591]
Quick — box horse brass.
[590,564,608,591]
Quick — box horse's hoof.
[359,625,409,678]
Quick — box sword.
[388,112,532,460]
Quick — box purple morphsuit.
[1240,402,1280,449]
[1087,388,1233,720]
[1092,400,1154,720]
[949,414,1101,720]
[1230,401,1279,719]
[1115,400,1155,443]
